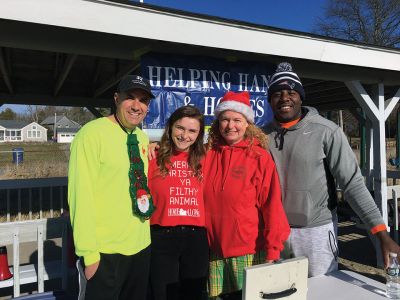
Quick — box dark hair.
[157,106,205,179]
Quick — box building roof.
[41,115,63,125]
[0,119,29,129]
[57,127,79,133]
[2,1,400,70]
[41,115,80,127]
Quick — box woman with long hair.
[148,105,208,300]
[203,91,290,299]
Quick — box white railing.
[388,185,400,236]
[0,218,69,297]
[0,177,70,297]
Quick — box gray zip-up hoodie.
[263,106,384,230]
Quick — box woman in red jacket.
[148,106,208,300]
[204,91,290,299]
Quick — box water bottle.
[387,252,400,299]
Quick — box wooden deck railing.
[0,177,67,222]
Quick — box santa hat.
[214,91,254,123]
[268,62,305,101]
[137,189,148,198]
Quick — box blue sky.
[144,0,328,33]
[0,0,328,114]
[0,104,26,114]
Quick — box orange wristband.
[370,224,387,234]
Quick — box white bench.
[0,261,63,288]
[0,218,69,297]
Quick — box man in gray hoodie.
[263,62,400,277]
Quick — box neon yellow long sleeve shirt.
[68,117,150,265]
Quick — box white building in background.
[41,115,81,143]
[56,128,79,143]
[0,120,47,142]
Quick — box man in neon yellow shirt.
[68,75,155,300]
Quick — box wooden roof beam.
[93,46,149,98]
[93,60,140,98]
[86,106,105,118]
[54,54,77,96]
[0,47,13,94]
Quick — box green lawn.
[0,142,70,163]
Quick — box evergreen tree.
[0,107,17,120]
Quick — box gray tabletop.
[308,270,388,300]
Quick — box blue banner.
[141,53,274,128]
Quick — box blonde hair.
[206,118,268,150]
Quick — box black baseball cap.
[117,75,155,99]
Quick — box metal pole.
[397,107,400,168]
[338,110,344,131]
[360,110,366,170]
[54,112,57,142]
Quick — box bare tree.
[314,0,400,47]
[25,105,57,123]
[25,105,41,123]
[25,105,99,126]
[63,107,96,125]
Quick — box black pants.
[85,246,151,300]
[150,225,209,300]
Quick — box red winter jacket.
[203,139,290,260]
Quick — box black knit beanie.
[268,62,305,101]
